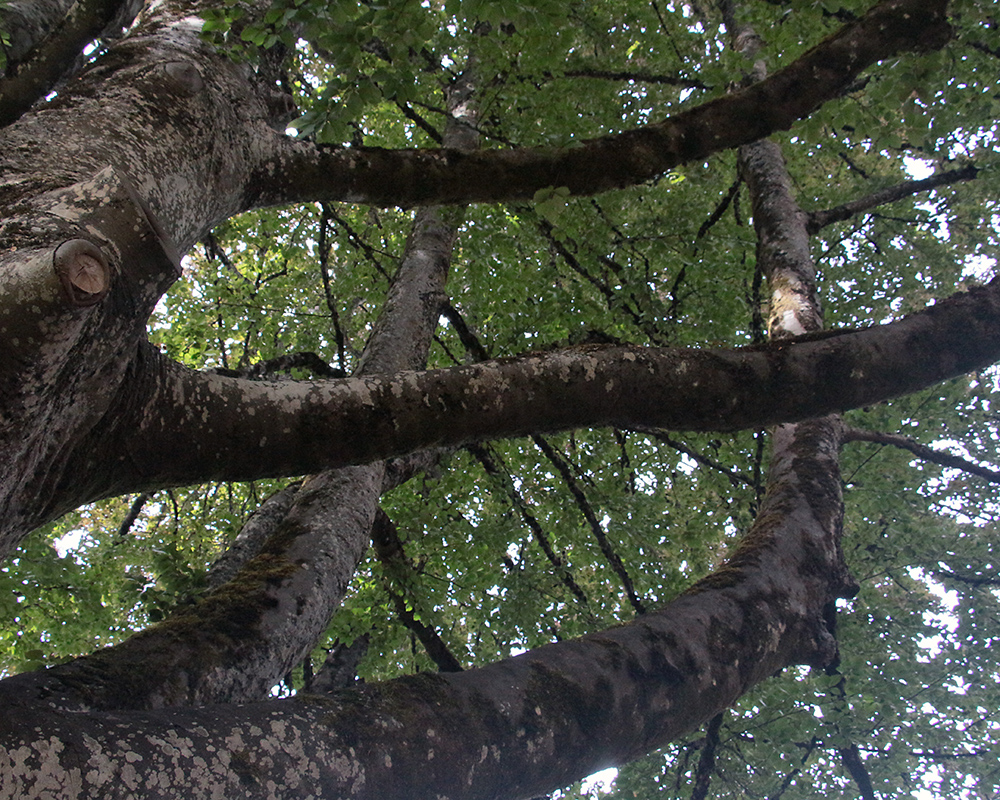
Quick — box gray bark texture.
[0,0,985,797]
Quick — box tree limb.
[843,425,1000,484]
[533,435,647,614]
[806,163,980,233]
[0,0,143,128]
[250,0,950,209]
[0,419,857,799]
[94,276,1000,501]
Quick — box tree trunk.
[0,0,981,797]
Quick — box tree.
[1,0,999,796]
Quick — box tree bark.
[0,0,954,559]
[0,0,983,796]
[0,418,853,800]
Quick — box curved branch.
[84,276,1000,502]
[806,163,980,233]
[0,418,855,800]
[0,0,142,128]
[250,0,950,209]
[843,425,1000,484]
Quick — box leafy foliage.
[5,0,1000,797]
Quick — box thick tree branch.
[806,163,980,233]
[0,68,483,710]
[90,277,1000,503]
[843,426,1000,484]
[0,0,142,127]
[839,744,877,799]
[204,483,300,589]
[251,0,950,209]
[0,418,856,799]
[561,68,707,89]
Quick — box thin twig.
[843,426,1000,485]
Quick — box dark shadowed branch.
[469,443,592,607]
[251,0,950,209]
[372,509,465,673]
[843,425,1000,484]
[533,435,647,614]
[100,278,1000,500]
[806,163,980,233]
[0,0,142,127]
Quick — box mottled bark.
[0,0,144,127]
[0,0,952,559]
[0,70,481,713]
[0,0,984,796]
[740,139,823,337]
[77,281,1000,494]
[0,418,853,800]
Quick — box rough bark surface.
[0,0,985,797]
[0,417,852,800]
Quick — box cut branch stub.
[53,239,110,306]
[161,62,205,96]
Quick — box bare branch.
[636,430,754,488]
[839,744,877,800]
[843,426,1000,485]
[372,509,465,673]
[806,164,980,233]
[690,712,725,800]
[114,491,151,539]
[533,435,647,614]
[470,443,592,607]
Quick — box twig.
[843,426,1000,485]
[806,164,979,233]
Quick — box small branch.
[441,302,491,361]
[806,164,979,233]
[838,744,877,800]
[317,204,349,372]
[469,444,591,607]
[932,567,1000,589]
[372,509,464,673]
[115,492,152,539]
[696,175,743,241]
[636,429,753,489]
[212,351,345,379]
[533,435,647,614]
[843,426,1000,485]
[689,712,725,800]
[396,101,443,144]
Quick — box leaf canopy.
[3,0,1000,796]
